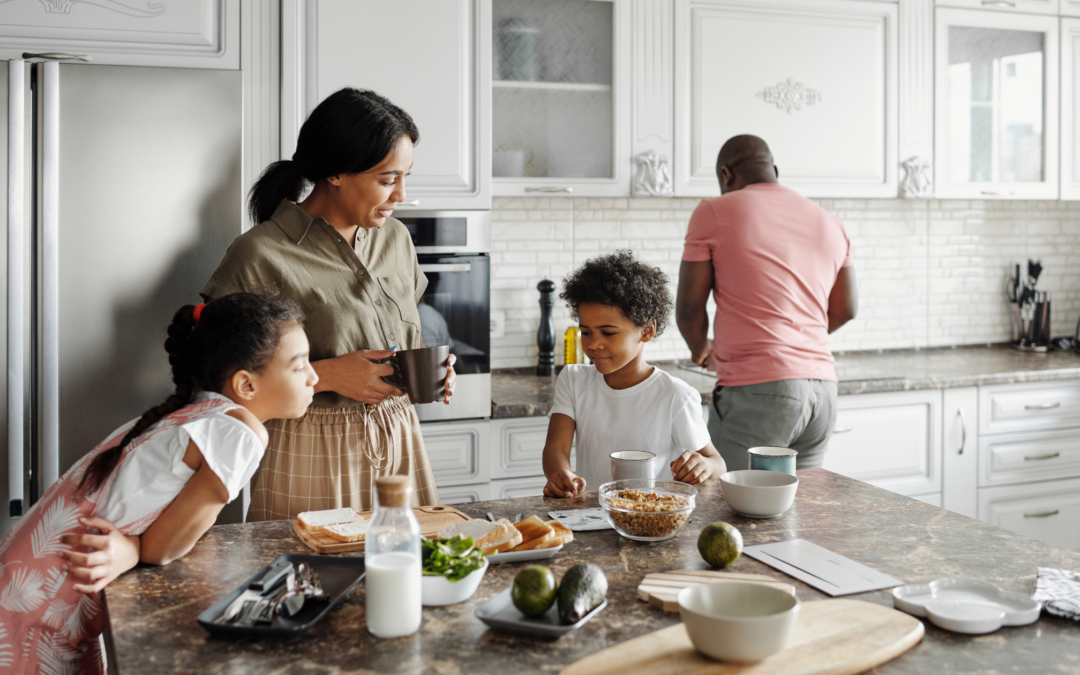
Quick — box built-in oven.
[396,210,490,422]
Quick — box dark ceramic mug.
[378,345,450,404]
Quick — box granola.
[605,489,691,539]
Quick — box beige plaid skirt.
[247,395,439,521]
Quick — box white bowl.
[678,582,800,662]
[720,470,799,518]
[421,558,489,606]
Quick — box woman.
[201,88,451,520]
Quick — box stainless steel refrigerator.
[2,59,243,538]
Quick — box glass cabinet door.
[491,0,630,196]
[935,9,1059,198]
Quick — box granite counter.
[491,345,1080,418]
[105,469,1080,674]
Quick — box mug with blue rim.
[747,446,798,476]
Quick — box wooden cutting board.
[292,504,471,553]
[638,570,797,612]
[560,599,924,675]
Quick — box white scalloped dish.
[892,578,1042,634]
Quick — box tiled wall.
[489,196,1080,370]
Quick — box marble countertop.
[491,345,1080,418]
[105,469,1080,674]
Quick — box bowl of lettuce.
[421,534,490,606]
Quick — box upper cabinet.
[673,0,898,199]
[1066,0,1080,17]
[284,0,491,211]
[0,0,238,69]
[490,0,631,197]
[1064,18,1080,199]
[933,9,1059,199]
[937,0,1060,15]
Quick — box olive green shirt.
[200,200,427,408]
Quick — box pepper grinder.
[537,279,555,376]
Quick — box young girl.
[542,251,726,498]
[0,292,317,674]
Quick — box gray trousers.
[707,379,838,472]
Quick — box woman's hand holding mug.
[315,349,404,404]
[443,354,457,405]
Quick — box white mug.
[610,450,658,481]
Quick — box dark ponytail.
[248,88,421,224]
[78,293,304,495]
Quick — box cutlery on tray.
[218,561,329,625]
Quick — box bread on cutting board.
[324,520,371,543]
[297,508,362,533]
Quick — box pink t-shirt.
[682,183,853,386]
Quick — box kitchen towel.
[1032,567,1080,621]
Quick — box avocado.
[698,521,743,569]
[557,563,608,624]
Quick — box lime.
[512,565,557,617]
[697,522,743,568]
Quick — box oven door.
[414,254,490,422]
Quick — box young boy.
[542,251,726,498]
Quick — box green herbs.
[421,535,487,582]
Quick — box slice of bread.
[324,520,370,543]
[297,508,362,533]
[513,515,553,545]
[538,520,574,549]
[481,520,524,555]
[437,519,509,549]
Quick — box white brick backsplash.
[489,196,1080,369]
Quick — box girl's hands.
[60,516,141,595]
[314,349,404,404]
[544,471,586,498]
[443,354,457,404]
[671,450,714,485]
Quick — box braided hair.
[78,292,303,495]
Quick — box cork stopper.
[376,475,411,508]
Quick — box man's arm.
[676,260,715,367]
[827,266,858,333]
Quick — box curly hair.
[559,250,672,336]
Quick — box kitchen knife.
[219,561,294,623]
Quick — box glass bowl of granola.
[598,480,698,542]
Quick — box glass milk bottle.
[365,475,422,638]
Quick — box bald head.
[715,135,778,194]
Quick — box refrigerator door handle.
[41,61,60,491]
[7,60,25,514]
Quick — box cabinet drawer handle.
[1024,452,1061,461]
[525,186,574,193]
[980,190,1015,196]
[833,426,854,434]
[957,409,967,455]
[981,0,1016,6]
[1025,402,1061,410]
[1023,509,1059,518]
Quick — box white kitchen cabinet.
[439,482,493,505]
[423,419,491,487]
[0,0,239,69]
[284,0,491,210]
[943,387,978,518]
[935,0,1060,15]
[978,477,1080,552]
[673,0,898,198]
[491,0,631,197]
[1062,18,1080,199]
[934,8,1059,199]
[978,426,1080,487]
[490,475,547,500]
[824,389,942,497]
[1065,0,1080,17]
[977,380,1080,434]
[490,416,573,479]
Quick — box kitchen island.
[104,470,1080,674]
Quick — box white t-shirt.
[95,392,265,530]
[548,365,711,491]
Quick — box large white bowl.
[678,582,800,662]
[720,470,799,518]
[421,557,489,606]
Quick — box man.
[676,135,857,471]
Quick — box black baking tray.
[197,554,365,637]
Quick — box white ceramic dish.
[486,545,563,564]
[421,558,489,606]
[678,581,800,662]
[892,578,1041,634]
[720,470,799,518]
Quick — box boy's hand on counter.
[544,471,585,498]
[671,450,714,485]
[60,516,141,594]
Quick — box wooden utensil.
[292,505,471,554]
[560,599,924,675]
[638,569,796,612]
